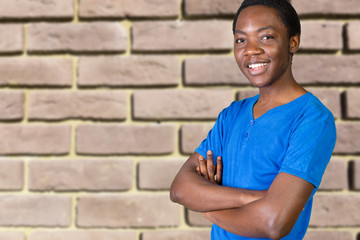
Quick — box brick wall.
[0,0,359,239]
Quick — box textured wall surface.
[0,0,359,239]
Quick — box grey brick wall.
[0,0,359,239]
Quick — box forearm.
[170,153,266,212]
[171,176,265,212]
[204,201,276,239]
[203,173,314,240]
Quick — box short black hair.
[232,0,301,38]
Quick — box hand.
[196,150,222,185]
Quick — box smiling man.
[170,0,336,239]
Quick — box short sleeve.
[279,116,337,188]
[195,104,232,161]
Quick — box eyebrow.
[234,25,275,35]
[257,25,275,32]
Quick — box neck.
[257,72,306,106]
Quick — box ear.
[289,34,300,54]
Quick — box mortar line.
[21,157,30,194]
[179,0,184,20]
[22,90,29,124]
[73,0,79,23]
[121,19,132,57]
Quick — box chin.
[251,83,269,89]
[247,77,272,88]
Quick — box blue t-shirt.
[195,92,337,240]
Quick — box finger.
[216,156,223,185]
[196,166,201,175]
[198,156,209,180]
[206,151,216,183]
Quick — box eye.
[261,35,274,40]
[235,38,246,44]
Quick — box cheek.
[267,46,289,65]
[267,46,280,58]
[234,50,244,66]
[234,53,248,75]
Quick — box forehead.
[235,5,285,32]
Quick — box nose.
[244,41,264,56]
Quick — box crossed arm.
[170,151,314,240]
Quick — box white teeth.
[248,63,267,69]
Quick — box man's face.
[234,5,296,88]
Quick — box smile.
[248,63,268,69]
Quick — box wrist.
[239,189,267,206]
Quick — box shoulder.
[297,93,335,124]
[290,92,337,141]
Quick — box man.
[170,0,337,239]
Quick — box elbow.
[265,215,293,240]
[169,182,182,204]
[170,177,200,211]
[267,228,290,240]
[169,187,178,203]
[170,181,197,211]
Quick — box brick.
[142,230,211,240]
[293,55,360,84]
[0,196,71,227]
[181,124,214,154]
[77,195,180,227]
[28,91,127,121]
[76,124,175,155]
[304,231,353,240]
[334,123,360,154]
[29,159,133,191]
[185,56,248,86]
[0,0,73,19]
[345,89,360,119]
[300,21,343,50]
[0,160,23,190]
[307,88,341,119]
[187,210,212,227]
[0,91,24,120]
[78,56,180,87]
[352,160,360,190]
[319,158,348,190]
[0,232,25,240]
[28,23,127,53]
[79,0,179,18]
[0,25,23,53]
[348,21,360,50]
[0,125,71,155]
[310,194,360,227]
[0,58,72,87]
[29,231,136,240]
[133,89,233,120]
[236,89,259,101]
[292,0,360,15]
[184,0,243,16]
[132,21,233,52]
[138,159,185,190]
